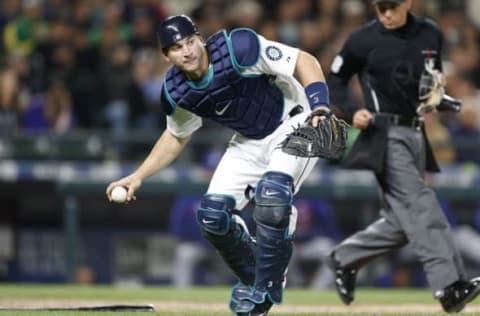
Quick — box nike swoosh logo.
[309,91,320,98]
[265,190,279,196]
[202,218,216,224]
[215,101,232,116]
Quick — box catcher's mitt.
[281,112,349,160]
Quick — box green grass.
[0,284,478,315]
[0,284,431,303]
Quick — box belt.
[288,105,304,118]
[374,113,424,129]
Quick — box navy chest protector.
[163,30,285,139]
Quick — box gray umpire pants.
[333,126,465,292]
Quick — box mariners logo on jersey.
[266,46,283,61]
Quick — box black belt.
[374,113,424,129]
[288,105,304,118]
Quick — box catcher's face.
[164,35,208,80]
[374,0,411,30]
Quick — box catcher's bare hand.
[310,106,331,127]
[106,175,142,203]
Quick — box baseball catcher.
[281,108,349,160]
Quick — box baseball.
[111,186,128,203]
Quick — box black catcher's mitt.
[281,111,349,160]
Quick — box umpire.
[326,0,480,313]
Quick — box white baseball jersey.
[164,30,317,210]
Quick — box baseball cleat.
[236,300,272,316]
[327,252,357,305]
[436,276,480,313]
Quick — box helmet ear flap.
[157,15,200,51]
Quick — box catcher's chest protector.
[164,30,284,139]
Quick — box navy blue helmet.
[157,15,200,51]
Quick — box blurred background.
[0,0,479,291]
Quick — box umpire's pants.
[333,126,465,292]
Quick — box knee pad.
[254,171,293,229]
[196,194,235,235]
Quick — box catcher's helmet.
[157,15,199,51]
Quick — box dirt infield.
[1,300,480,314]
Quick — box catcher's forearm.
[295,51,326,86]
[133,130,190,180]
[295,51,330,110]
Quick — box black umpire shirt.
[328,13,441,172]
[328,13,442,121]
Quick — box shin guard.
[196,194,256,285]
[253,171,295,304]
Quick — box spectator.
[0,53,30,134]
[423,111,456,165]
[20,80,74,133]
[0,0,22,54]
[450,102,480,164]
[99,43,133,132]
[131,48,165,130]
[128,12,157,52]
[3,0,47,56]
[168,195,212,287]
[88,1,132,58]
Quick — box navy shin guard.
[254,223,292,303]
[253,171,295,304]
[197,194,256,285]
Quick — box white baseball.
[111,186,128,203]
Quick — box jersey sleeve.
[423,18,444,72]
[251,35,299,77]
[327,31,366,122]
[166,106,202,138]
[329,32,365,83]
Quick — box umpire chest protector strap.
[163,29,285,139]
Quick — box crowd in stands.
[0,0,479,163]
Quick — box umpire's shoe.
[327,252,357,305]
[435,277,480,313]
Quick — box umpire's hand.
[353,109,373,129]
